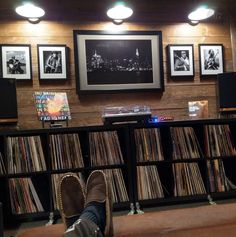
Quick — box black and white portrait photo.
[37,45,68,80]
[1,45,32,80]
[7,51,26,74]
[74,30,164,93]
[173,50,190,71]
[204,49,219,70]
[199,44,224,76]
[43,51,62,74]
[168,44,194,77]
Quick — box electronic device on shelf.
[148,115,174,123]
[102,106,152,125]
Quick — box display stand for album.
[41,117,69,128]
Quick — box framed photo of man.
[0,44,32,80]
[168,44,194,77]
[199,44,224,76]
[37,44,68,80]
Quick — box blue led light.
[149,116,158,123]
[153,118,158,123]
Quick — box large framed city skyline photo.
[73,30,164,94]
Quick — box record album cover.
[34,92,71,121]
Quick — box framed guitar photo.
[1,44,32,80]
[168,44,194,77]
[199,44,224,76]
[37,44,68,80]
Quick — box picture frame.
[0,44,32,80]
[168,44,194,77]
[73,30,164,94]
[37,44,68,80]
[199,44,224,76]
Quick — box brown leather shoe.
[58,173,85,229]
[85,170,113,237]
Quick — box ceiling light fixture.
[189,20,199,26]
[188,6,215,21]
[15,3,45,23]
[107,2,133,24]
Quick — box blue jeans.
[80,202,106,233]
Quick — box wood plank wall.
[230,18,236,71]
[0,20,233,129]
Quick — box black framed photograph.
[37,44,68,80]
[73,30,164,94]
[199,44,224,76]
[1,44,32,80]
[168,44,194,77]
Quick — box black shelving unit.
[1,118,236,224]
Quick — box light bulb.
[107,3,133,22]
[188,6,214,21]
[15,3,45,20]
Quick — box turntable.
[102,106,152,125]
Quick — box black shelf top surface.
[2,117,236,135]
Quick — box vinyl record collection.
[0,152,6,175]
[170,127,202,159]
[89,131,124,166]
[134,128,164,161]
[3,119,236,221]
[173,162,206,196]
[204,124,236,157]
[207,159,236,192]
[49,133,84,170]
[9,178,44,214]
[103,169,129,203]
[7,136,46,174]
[137,165,164,200]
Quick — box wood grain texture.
[0,19,233,129]
[230,18,236,70]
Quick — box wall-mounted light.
[107,2,133,24]
[15,3,45,23]
[189,20,199,26]
[188,6,214,21]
